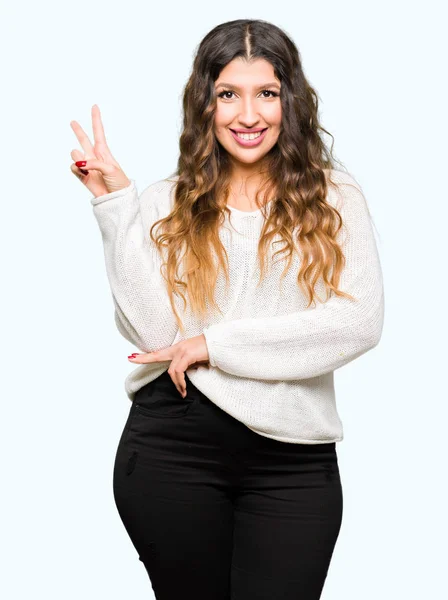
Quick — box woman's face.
[213,58,282,167]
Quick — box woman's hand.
[128,335,210,398]
[70,104,131,198]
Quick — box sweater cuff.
[90,179,136,206]
[202,325,222,368]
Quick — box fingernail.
[80,169,89,175]
[75,161,87,167]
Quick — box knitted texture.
[91,169,384,444]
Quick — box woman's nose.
[238,98,260,125]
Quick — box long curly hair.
[150,18,357,336]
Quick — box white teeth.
[234,130,264,140]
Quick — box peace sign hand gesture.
[70,104,131,198]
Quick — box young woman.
[70,18,384,600]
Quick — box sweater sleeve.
[91,179,179,352]
[202,179,384,380]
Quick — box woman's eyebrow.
[215,82,281,90]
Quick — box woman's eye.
[261,90,279,98]
[219,91,235,100]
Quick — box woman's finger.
[73,158,115,177]
[91,104,108,147]
[70,163,89,179]
[168,355,188,398]
[71,149,87,166]
[91,105,121,167]
[69,149,89,176]
[71,149,83,161]
[70,119,96,159]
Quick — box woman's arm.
[91,179,179,352]
[202,179,384,380]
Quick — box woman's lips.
[229,128,268,147]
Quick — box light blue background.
[1,0,447,598]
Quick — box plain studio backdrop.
[1,1,446,598]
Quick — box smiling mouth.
[229,128,268,139]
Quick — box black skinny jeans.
[113,370,343,599]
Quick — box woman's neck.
[227,175,272,212]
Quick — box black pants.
[113,370,343,599]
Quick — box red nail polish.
[75,160,87,167]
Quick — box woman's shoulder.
[140,173,178,198]
[324,168,363,193]
[323,168,369,212]
[138,174,179,217]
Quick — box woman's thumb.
[75,159,114,176]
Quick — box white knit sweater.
[90,169,384,444]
